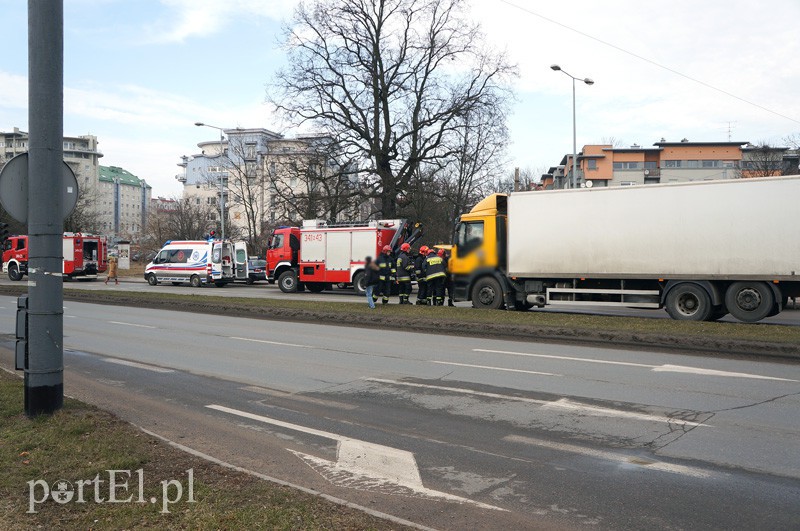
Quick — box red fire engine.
[2,233,108,281]
[266,219,422,295]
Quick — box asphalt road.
[1,296,798,529]
[20,274,800,326]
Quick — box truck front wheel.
[471,277,505,310]
[725,282,774,323]
[665,283,712,321]
[7,263,22,281]
[278,270,298,293]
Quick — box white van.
[145,239,247,287]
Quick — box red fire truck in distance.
[267,219,422,295]
[2,233,108,281]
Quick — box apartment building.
[544,139,797,189]
[0,127,103,191]
[179,128,359,237]
[98,165,152,237]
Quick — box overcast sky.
[1,0,798,197]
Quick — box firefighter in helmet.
[423,246,447,306]
[374,244,394,305]
[415,245,429,305]
[396,242,414,304]
[438,248,455,306]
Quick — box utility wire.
[498,0,800,125]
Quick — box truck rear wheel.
[278,270,298,293]
[7,263,22,281]
[471,277,505,310]
[665,283,712,321]
[725,282,774,323]
[352,272,366,296]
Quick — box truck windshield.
[455,221,484,255]
[270,234,284,249]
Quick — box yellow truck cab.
[449,194,524,309]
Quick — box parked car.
[246,259,267,284]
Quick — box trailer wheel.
[7,263,22,281]
[725,282,774,323]
[278,270,298,293]
[471,277,505,310]
[306,282,325,293]
[665,283,712,321]
[352,272,366,296]
[146,273,158,286]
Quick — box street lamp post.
[194,122,227,240]
[551,65,594,189]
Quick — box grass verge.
[0,370,407,530]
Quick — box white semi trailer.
[448,176,800,322]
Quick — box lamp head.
[194,122,204,126]
[550,64,561,71]
[584,78,595,85]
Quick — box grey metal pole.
[572,77,577,190]
[219,129,225,241]
[26,0,64,415]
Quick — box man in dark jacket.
[395,243,414,304]
[423,247,447,306]
[414,246,429,305]
[374,245,394,305]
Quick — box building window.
[587,159,597,170]
[613,162,641,170]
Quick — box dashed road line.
[103,358,174,373]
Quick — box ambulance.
[144,239,247,287]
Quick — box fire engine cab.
[267,219,422,295]
[2,233,108,281]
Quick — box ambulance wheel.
[352,272,366,296]
[278,270,298,293]
[146,273,158,286]
[7,263,22,281]
[190,275,202,288]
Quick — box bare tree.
[738,142,787,178]
[64,183,104,234]
[266,136,364,224]
[221,135,267,252]
[165,197,217,241]
[269,0,516,218]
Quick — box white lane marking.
[206,404,504,510]
[475,348,796,382]
[229,336,312,348]
[474,348,654,368]
[430,360,559,377]
[108,320,156,329]
[504,435,712,479]
[653,365,799,382]
[103,358,174,373]
[365,379,707,426]
[140,429,437,531]
[542,398,708,426]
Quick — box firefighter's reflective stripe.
[424,255,446,280]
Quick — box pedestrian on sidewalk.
[105,254,119,285]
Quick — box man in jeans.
[364,256,380,309]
